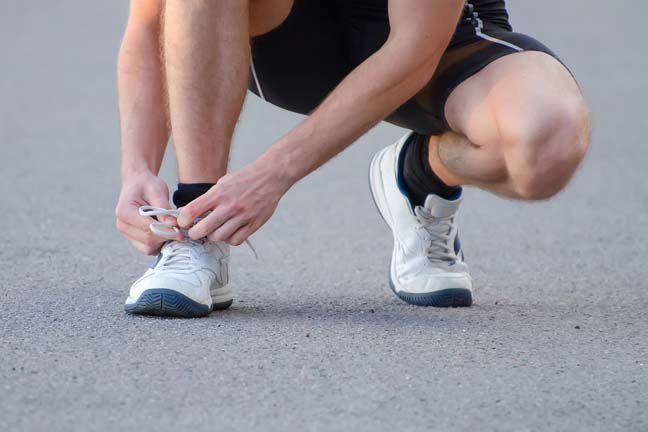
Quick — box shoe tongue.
[423,193,462,218]
[162,238,200,252]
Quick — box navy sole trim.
[212,299,233,311]
[125,289,212,318]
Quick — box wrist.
[121,164,156,185]
[119,142,166,185]
[257,146,299,194]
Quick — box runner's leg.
[163,0,249,184]
[431,51,591,200]
[125,0,293,318]
[163,0,292,186]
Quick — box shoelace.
[414,206,456,263]
[139,206,258,259]
[159,239,203,271]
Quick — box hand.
[177,160,291,246]
[115,171,177,255]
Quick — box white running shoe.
[369,133,473,307]
[124,207,232,318]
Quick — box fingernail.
[177,214,188,228]
[173,227,184,241]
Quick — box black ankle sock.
[401,133,460,205]
[172,183,215,208]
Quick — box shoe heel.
[212,299,233,311]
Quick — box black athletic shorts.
[249,0,561,135]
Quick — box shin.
[163,0,251,184]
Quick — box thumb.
[147,189,174,225]
[177,191,215,229]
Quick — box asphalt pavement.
[1,1,647,431]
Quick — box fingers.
[185,205,231,240]
[206,216,248,243]
[115,175,180,256]
[227,224,253,247]
[177,186,217,229]
[116,202,153,233]
[146,184,174,225]
[115,219,164,255]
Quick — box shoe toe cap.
[396,271,473,295]
[127,273,212,305]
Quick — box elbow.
[385,35,444,90]
[405,51,442,94]
[416,53,441,84]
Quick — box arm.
[118,0,169,180]
[115,0,176,255]
[180,0,464,244]
[264,0,464,184]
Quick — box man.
[116,0,590,317]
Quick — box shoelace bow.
[414,206,456,263]
[139,206,258,260]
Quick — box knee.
[503,98,591,200]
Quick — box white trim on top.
[465,1,523,52]
[250,57,266,100]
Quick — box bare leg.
[428,133,519,199]
[163,0,250,183]
[427,52,591,200]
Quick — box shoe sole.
[369,146,473,308]
[212,299,234,311]
[124,288,230,318]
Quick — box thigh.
[444,49,584,148]
[386,28,570,135]
[249,0,351,115]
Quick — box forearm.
[118,21,169,183]
[261,36,447,187]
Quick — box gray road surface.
[1,1,647,431]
